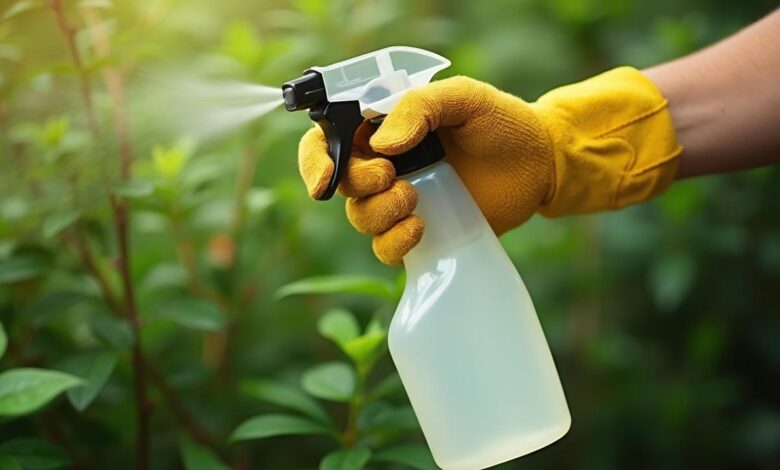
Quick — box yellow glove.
[298,67,682,265]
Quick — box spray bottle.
[282,46,570,470]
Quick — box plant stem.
[341,366,369,448]
[110,196,151,470]
[68,229,122,313]
[143,356,226,457]
[69,225,224,461]
[216,143,260,376]
[77,7,150,469]
[48,0,98,136]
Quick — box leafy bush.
[1,0,778,469]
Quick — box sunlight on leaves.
[317,309,360,347]
[231,414,333,442]
[276,275,395,301]
[153,143,192,180]
[153,298,225,331]
[0,369,83,417]
[301,362,355,402]
[343,332,386,367]
[240,378,331,425]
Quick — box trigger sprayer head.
[281,72,326,112]
[281,46,450,201]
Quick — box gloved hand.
[298,67,682,265]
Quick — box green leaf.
[0,369,83,417]
[0,455,22,470]
[114,178,154,198]
[246,188,276,214]
[368,373,404,400]
[0,438,69,470]
[154,298,225,331]
[40,117,68,147]
[179,436,230,470]
[55,351,118,412]
[139,263,188,292]
[2,1,42,22]
[231,414,333,442]
[0,252,50,284]
[317,309,360,346]
[343,332,386,366]
[293,0,327,19]
[0,321,6,360]
[319,446,372,470]
[275,275,395,300]
[240,379,330,424]
[373,444,437,470]
[42,210,80,238]
[153,143,191,180]
[301,362,355,402]
[90,315,134,350]
[359,402,419,432]
[23,291,86,327]
[0,439,69,470]
[364,315,386,336]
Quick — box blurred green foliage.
[1,0,779,468]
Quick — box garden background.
[1,0,779,468]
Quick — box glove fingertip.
[298,126,334,199]
[372,215,424,265]
[298,150,333,200]
[369,109,429,155]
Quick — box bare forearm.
[643,9,780,179]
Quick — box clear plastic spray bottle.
[282,46,570,470]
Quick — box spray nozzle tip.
[281,72,326,112]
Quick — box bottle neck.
[402,162,488,274]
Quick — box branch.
[214,144,260,377]
[67,229,122,314]
[143,356,225,456]
[80,6,132,178]
[48,0,98,136]
[80,7,150,469]
[341,367,368,448]
[65,237,224,463]
[111,196,151,470]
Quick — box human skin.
[643,9,780,179]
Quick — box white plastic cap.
[309,46,451,118]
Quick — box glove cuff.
[532,66,683,218]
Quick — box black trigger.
[308,101,364,201]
